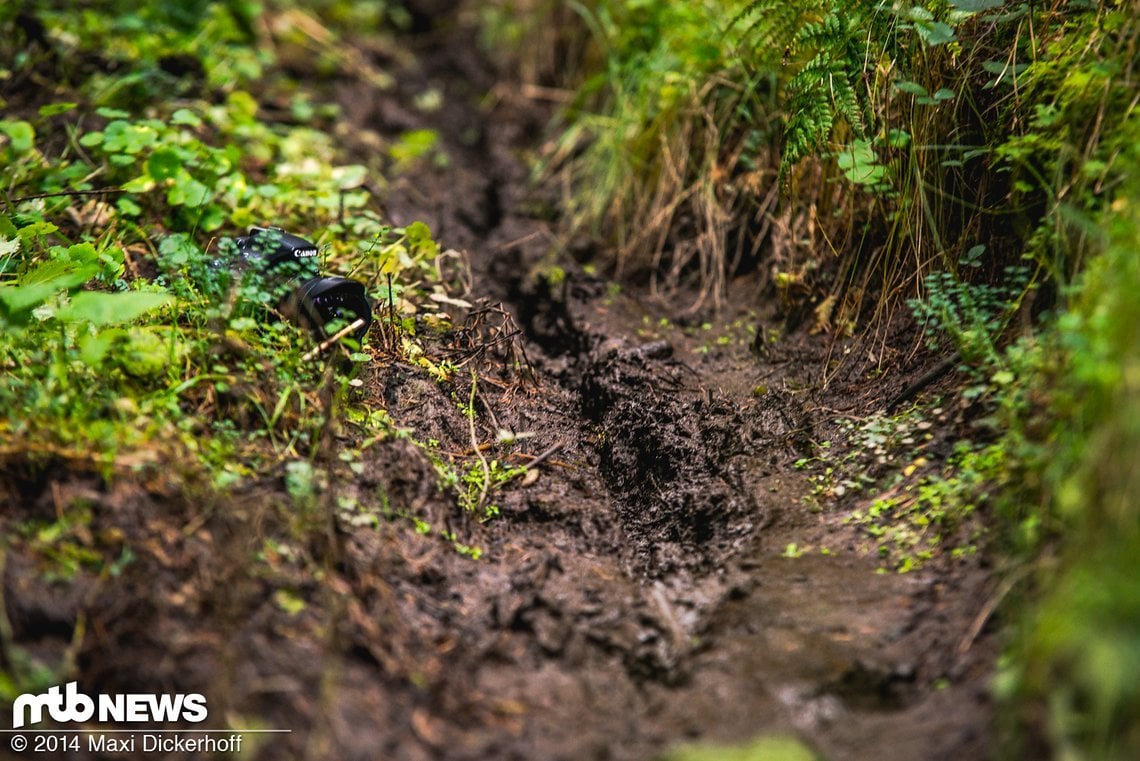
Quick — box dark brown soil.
[0,13,999,761]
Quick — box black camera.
[228,226,372,342]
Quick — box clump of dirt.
[0,11,1001,761]
[583,342,752,578]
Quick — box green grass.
[528,0,773,309]
[0,1,504,525]
[495,0,1137,328]
[0,17,549,706]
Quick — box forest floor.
[1,15,1000,761]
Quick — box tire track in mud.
[581,341,754,578]
[327,32,825,755]
[348,21,778,674]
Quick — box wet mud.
[0,13,998,761]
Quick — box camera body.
[230,226,372,342]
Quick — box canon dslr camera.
[226,226,372,342]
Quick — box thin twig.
[958,572,1022,657]
[492,229,547,252]
[886,354,959,411]
[386,272,396,352]
[467,371,492,511]
[11,188,125,203]
[498,441,567,488]
[473,383,502,434]
[522,441,564,471]
[302,318,366,361]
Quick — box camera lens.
[294,277,373,341]
[227,228,373,344]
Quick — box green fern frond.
[752,0,877,177]
[731,0,826,64]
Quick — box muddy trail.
[1,14,997,761]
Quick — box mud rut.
[1,16,997,761]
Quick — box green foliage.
[389,129,446,172]
[795,401,999,571]
[0,207,464,490]
[660,734,821,761]
[0,1,454,494]
[285,460,319,509]
[985,1,1140,287]
[529,0,1136,330]
[0,236,179,449]
[836,139,885,188]
[0,2,387,237]
[65,99,369,232]
[540,0,772,304]
[744,0,873,172]
[846,441,999,572]
[0,0,477,581]
[1,1,266,107]
[908,264,1031,369]
[994,147,1140,761]
[298,0,412,31]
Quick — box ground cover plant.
[0,0,510,496]
[2,2,361,473]
[0,1,532,696]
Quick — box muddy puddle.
[0,13,998,761]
